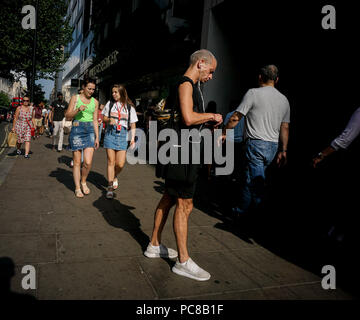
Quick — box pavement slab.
[36,258,156,300]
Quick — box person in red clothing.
[11,95,35,159]
[33,102,44,138]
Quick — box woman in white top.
[102,84,138,199]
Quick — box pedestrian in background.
[50,92,68,152]
[223,65,290,216]
[98,103,105,145]
[65,78,99,198]
[223,100,245,183]
[102,84,137,199]
[33,102,43,138]
[46,106,53,137]
[11,95,35,159]
[41,102,47,135]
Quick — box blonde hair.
[189,49,215,66]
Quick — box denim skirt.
[103,125,128,151]
[69,120,95,151]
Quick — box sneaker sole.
[172,266,211,281]
[144,251,178,259]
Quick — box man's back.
[237,86,290,142]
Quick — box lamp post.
[30,0,39,103]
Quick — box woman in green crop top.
[65,78,99,198]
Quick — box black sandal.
[106,186,114,199]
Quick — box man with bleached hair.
[144,49,223,281]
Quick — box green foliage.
[0,0,72,90]
[25,83,45,104]
[0,91,11,107]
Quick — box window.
[72,28,76,45]
[84,47,88,61]
[83,0,91,34]
[104,23,109,40]
[89,40,94,55]
[77,15,82,38]
[115,10,121,29]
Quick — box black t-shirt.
[51,99,68,121]
[173,76,204,133]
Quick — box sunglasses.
[23,99,30,102]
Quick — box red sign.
[11,97,23,108]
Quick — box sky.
[36,78,54,101]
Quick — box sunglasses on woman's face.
[23,99,30,102]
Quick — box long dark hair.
[111,84,134,107]
[82,78,96,88]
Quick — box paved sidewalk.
[0,135,354,300]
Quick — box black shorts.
[165,178,197,199]
[165,163,201,199]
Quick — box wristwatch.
[317,152,325,159]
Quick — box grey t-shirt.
[236,86,290,142]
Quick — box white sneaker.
[172,257,211,281]
[144,243,178,259]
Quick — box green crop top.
[74,95,96,122]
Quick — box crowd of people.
[8,49,360,283]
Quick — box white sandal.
[113,177,118,190]
[75,189,84,198]
[81,182,90,195]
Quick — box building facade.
[60,0,87,102]
[0,77,26,102]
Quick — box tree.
[0,91,11,108]
[25,83,45,104]
[0,0,72,96]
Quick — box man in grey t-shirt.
[223,65,290,215]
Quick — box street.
[0,133,355,300]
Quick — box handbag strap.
[26,119,32,128]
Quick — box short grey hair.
[260,65,279,82]
[189,49,216,66]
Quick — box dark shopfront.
[202,1,360,294]
[88,43,196,108]
[89,0,204,107]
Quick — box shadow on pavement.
[57,155,72,167]
[6,149,18,157]
[93,195,150,252]
[49,168,108,193]
[0,257,37,301]
[193,160,360,298]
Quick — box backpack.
[108,100,131,129]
